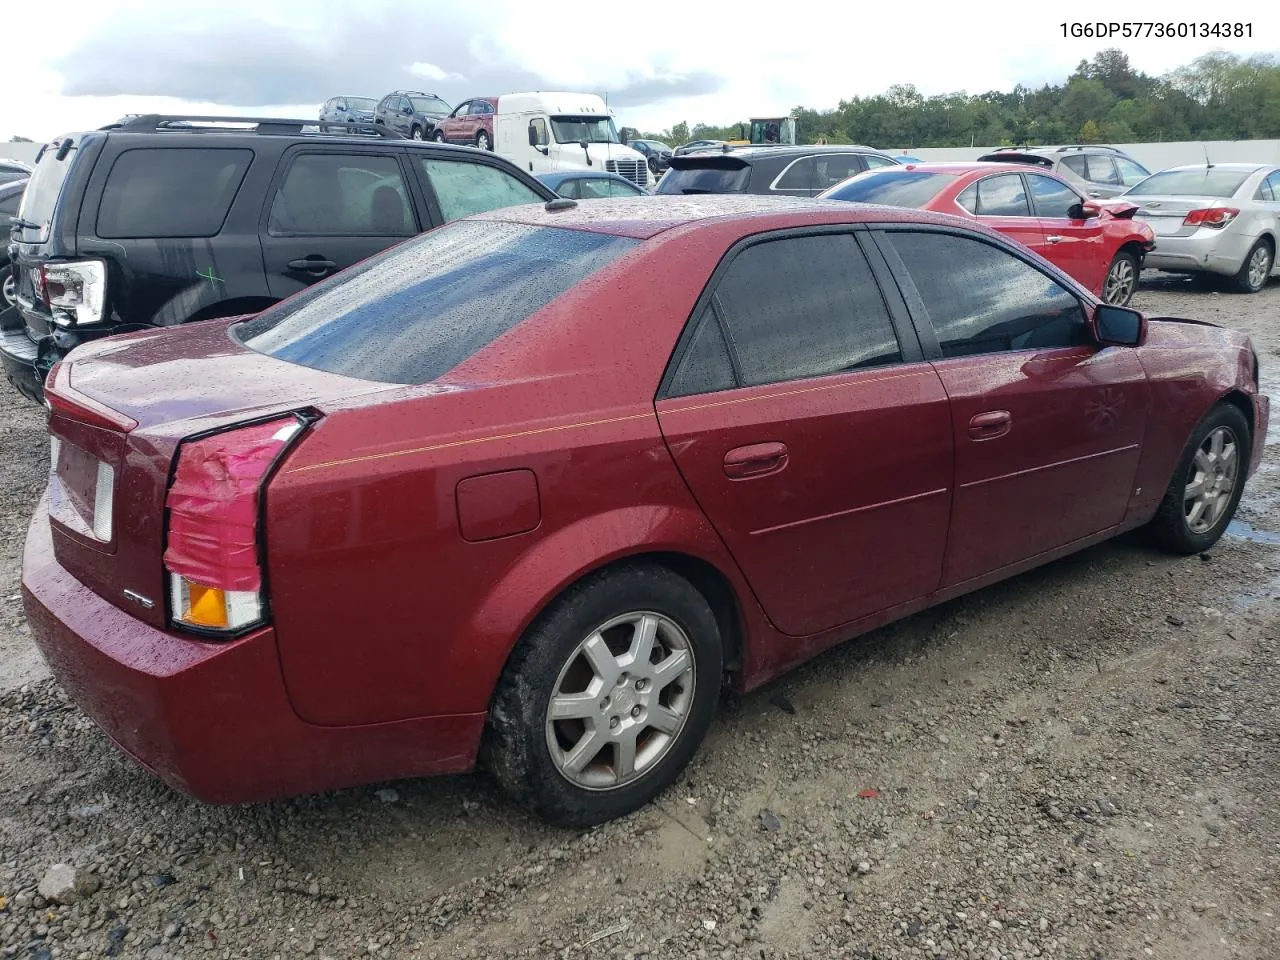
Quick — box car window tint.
[886,231,1089,358]
[1113,157,1150,187]
[1264,172,1280,200]
[773,157,818,190]
[956,183,978,213]
[1027,174,1080,219]
[713,233,902,386]
[1257,180,1274,202]
[656,163,750,195]
[97,148,251,239]
[811,155,866,188]
[1060,155,1087,178]
[268,153,413,237]
[236,222,636,385]
[420,158,545,221]
[975,175,1029,216]
[863,155,897,169]
[667,305,737,397]
[1086,155,1120,185]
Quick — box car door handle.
[968,410,1012,440]
[287,257,338,272]
[723,442,789,479]
[1045,234,1064,244]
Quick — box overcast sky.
[5,0,1278,142]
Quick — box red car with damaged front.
[819,162,1156,306]
[23,195,1267,827]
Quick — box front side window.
[420,158,544,222]
[98,148,252,239]
[704,233,902,388]
[451,101,470,118]
[1027,174,1081,219]
[529,118,549,147]
[268,153,413,237]
[237,222,636,384]
[975,174,1030,217]
[1113,156,1150,187]
[886,231,1089,358]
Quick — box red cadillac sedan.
[818,162,1156,307]
[24,196,1266,826]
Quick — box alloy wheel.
[412,128,423,140]
[1,271,14,309]
[478,132,490,151]
[1103,257,1136,305]
[1184,425,1239,534]
[1247,245,1272,291]
[545,611,695,790]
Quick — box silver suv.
[977,145,1150,198]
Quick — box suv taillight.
[164,415,306,635]
[40,260,107,326]
[1183,207,1239,229]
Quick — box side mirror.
[528,123,538,147]
[1067,201,1101,220]
[1093,304,1145,347]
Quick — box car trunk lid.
[1129,195,1213,237]
[42,317,398,629]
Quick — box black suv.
[656,144,900,197]
[3,114,555,403]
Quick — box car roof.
[723,144,890,159]
[537,171,640,187]
[1158,162,1271,172]
[467,194,975,240]
[874,161,1056,176]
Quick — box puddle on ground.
[1225,519,1280,545]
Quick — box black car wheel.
[411,126,424,141]
[433,130,445,143]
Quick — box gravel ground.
[2,274,1280,960]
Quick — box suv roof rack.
[101,115,405,139]
[1054,144,1126,154]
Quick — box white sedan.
[1123,163,1279,293]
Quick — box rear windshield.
[236,221,637,384]
[16,140,77,238]
[1124,168,1252,198]
[820,170,958,206]
[977,153,1052,168]
[656,163,750,195]
[97,148,252,239]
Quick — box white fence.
[899,140,1280,172]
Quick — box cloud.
[407,62,468,84]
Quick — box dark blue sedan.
[536,171,649,199]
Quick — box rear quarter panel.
[1123,320,1261,526]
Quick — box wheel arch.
[1219,388,1255,439]
[185,296,280,325]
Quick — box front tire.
[411,125,424,141]
[1146,403,1250,554]
[1227,239,1274,294]
[433,130,445,143]
[486,564,722,827]
[1102,249,1139,306]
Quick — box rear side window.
[268,153,414,237]
[775,154,867,192]
[97,148,251,239]
[1061,155,1088,178]
[1086,155,1120,185]
[666,306,737,397]
[975,175,1029,216]
[701,233,901,388]
[420,158,545,222]
[236,222,636,384]
[656,162,750,195]
[885,231,1088,357]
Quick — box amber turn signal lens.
[185,583,229,629]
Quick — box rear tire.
[486,564,722,827]
[0,263,15,310]
[476,130,491,151]
[1227,238,1273,294]
[1101,250,1139,306]
[1146,403,1250,554]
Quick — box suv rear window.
[236,222,637,384]
[656,159,750,195]
[820,170,958,206]
[97,148,252,239]
[16,141,77,238]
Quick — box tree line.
[637,50,1280,149]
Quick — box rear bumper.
[22,503,484,804]
[0,306,47,404]
[1142,228,1255,276]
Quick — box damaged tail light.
[164,415,307,635]
[40,260,107,326]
